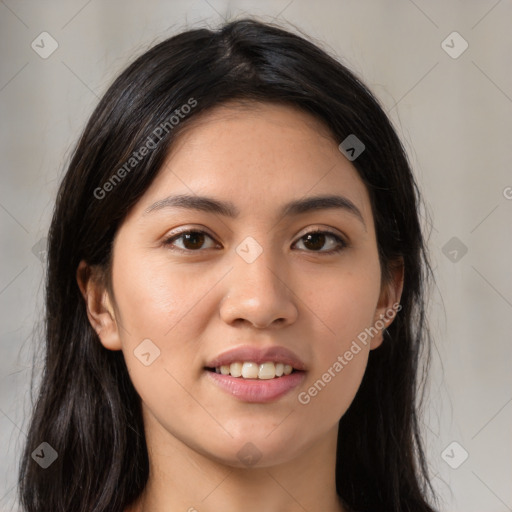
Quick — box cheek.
[110,251,208,395]
[112,246,212,343]
[295,256,381,417]
[302,253,382,346]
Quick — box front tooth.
[220,365,230,375]
[230,362,242,377]
[258,362,276,380]
[241,362,259,379]
[275,363,284,377]
[283,364,293,375]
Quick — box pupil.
[183,232,204,250]
[304,233,325,251]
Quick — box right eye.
[162,229,220,253]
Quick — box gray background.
[1,1,511,511]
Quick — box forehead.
[171,100,338,155]
[126,101,374,226]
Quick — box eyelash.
[162,228,348,255]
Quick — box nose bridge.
[220,235,298,328]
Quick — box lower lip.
[205,370,306,403]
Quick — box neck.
[130,409,346,512]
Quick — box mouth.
[203,345,307,403]
[204,361,299,379]
[204,367,306,403]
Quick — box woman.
[18,18,438,512]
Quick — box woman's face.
[90,101,401,468]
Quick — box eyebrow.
[144,193,366,227]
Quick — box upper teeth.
[214,362,294,379]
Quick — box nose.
[219,245,299,329]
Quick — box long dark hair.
[18,17,438,512]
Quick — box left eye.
[163,229,347,254]
[293,229,347,253]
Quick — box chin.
[198,429,311,469]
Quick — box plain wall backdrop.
[1,1,511,511]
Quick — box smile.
[206,361,295,379]
[204,365,306,403]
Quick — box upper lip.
[205,345,306,371]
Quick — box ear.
[76,260,122,351]
[370,258,404,350]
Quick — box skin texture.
[77,101,403,512]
